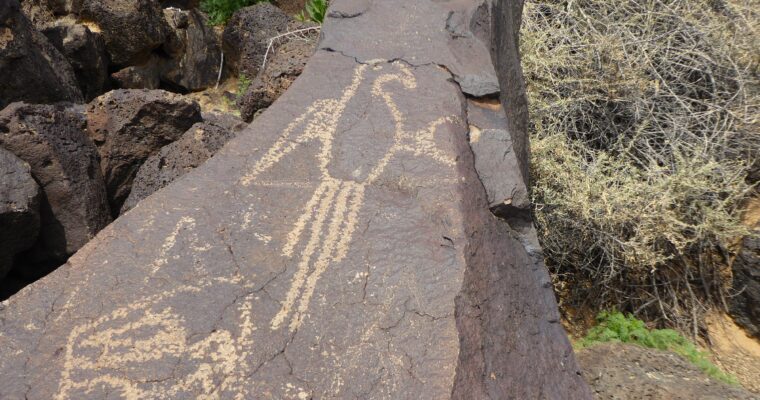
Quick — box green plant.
[579,311,738,385]
[523,0,759,333]
[296,0,328,24]
[201,0,267,25]
[236,74,252,100]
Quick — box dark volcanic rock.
[86,89,203,213]
[121,115,244,213]
[0,0,83,109]
[238,33,316,122]
[272,0,307,15]
[73,0,168,66]
[110,57,162,89]
[42,22,110,101]
[222,2,295,78]
[0,103,110,267]
[729,230,760,339]
[0,147,40,279]
[0,1,590,398]
[161,8,222,92]
[578,343,756,399]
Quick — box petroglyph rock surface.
[0,0,591,398]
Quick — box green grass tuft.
[296,0,328,24]
[201,0,268,25]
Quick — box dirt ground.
[706,313,760,394]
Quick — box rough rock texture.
[578,343,756,399]
[0,103,110,268]
[0,0,83,109]
[110,58,162,90]
[491,0,530,185]
[222,2,296,78]
[467,97,530,217]
[272,0,307,15]
[0,147,40,279]
[0,1,590,398]
[161,8,222,92]
[86,89,202,214]
[42,21,110,101]
[238,33,316,122]
[121,115,245,214]
[73,0,167,66]
[729,229,760,339]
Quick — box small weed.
[579,311,739,385]
[296,0,328,24]
[201,0,268,25]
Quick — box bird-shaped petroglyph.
[240,61,458,332]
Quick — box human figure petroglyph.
[240,61,458,332]
[55,61,459,398]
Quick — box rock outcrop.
[85,89,203,214]
[222,3,297,78]
[121,115,245,214]
[0,1,591,398]
[0,103,110,269]
[161,8,222,92]
[0,0,83,109]
[0,147,40,279]
[238,32,316,122]
[730,230,760,339]
[72,0,168,66]
[42,21,110,101]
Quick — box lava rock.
[42,22,110,101]
[161,8,222,92]
[729,231,760,339]
[0,103,111,267]
[222,2,297,79]
[111,57,162,90]
[0,147,40,279]
[0,0,83,109]
[85,89,203,214]
[121,114,245,213]
[237,32,315,122]
[73,0,168,66]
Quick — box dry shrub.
[522,0,760,335]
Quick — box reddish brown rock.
[0,0,83,109]
[85,89,202,214]
[0,147,40,279]
[0,103,110,268]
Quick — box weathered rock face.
[729,230,760,338]
[85,89,203,214]
[0,0,83,109]
[110,57,162,90]
[578,343,756,399]
[0,147,40,279]
[42,21,110,101]
[161,8,222,92]
[238,33,316,122]
[121,115,245,214]
[0,0,591,398]
[73,0,167,66]
[222,2,296,78]
[0,103,110,268]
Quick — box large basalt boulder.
[161,8,222,92]
[729,230,760,338]
[0,0,83,109]
[0,147,40,279]
[42,21,110,101]
[121,114,245,213]
[0,103,110,268]
[222,2,295,79]
[110,56,161,90]
[238,32,316,122]
[73,0,168,66]
[85,89,203,214]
